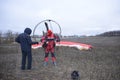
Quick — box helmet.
[47,30,52,36]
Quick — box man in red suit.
[41,30,60,66]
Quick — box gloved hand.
[32,42,39,45]
[42,42,47,48]
[35,42,39,44]
[56,39,60,42]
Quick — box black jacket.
[15,28,38,52]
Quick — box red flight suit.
[41,30,60,63]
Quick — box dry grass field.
[0,36,120,80]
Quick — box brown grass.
[0,37,120,80]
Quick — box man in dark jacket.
[15,28,38,70]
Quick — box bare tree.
[13,32,19,42]
[0,30,20,44]
[4,30,15,43]
[0,31,2,44]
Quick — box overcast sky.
[0,0,120,36]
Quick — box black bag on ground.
[71,70,80,80]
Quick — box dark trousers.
[21,50,32,69]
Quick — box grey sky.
[0,0,120,36]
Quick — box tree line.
[96,30,120,37]
[0,30,120,44]
[0,30,19,44]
